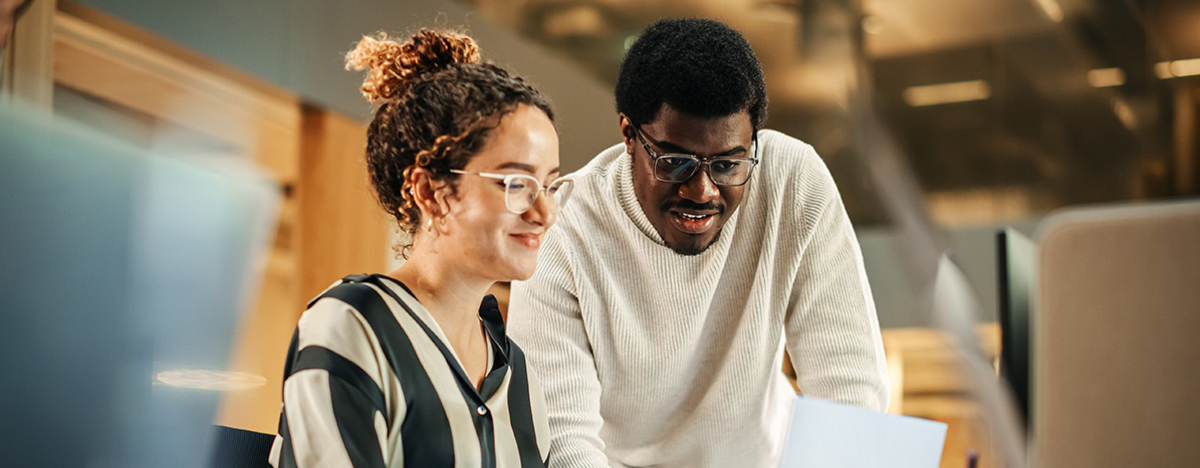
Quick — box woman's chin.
[498,259,538,282]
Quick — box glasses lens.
[709,159,755,186]
[654,155,699,183]
[504,175,538,214]
[548,179,574,212]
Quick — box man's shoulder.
[746,129,844,234]
[567,142,626,182]
[752,129,834,193]
[756,129,820,171]
[550,142,627,232]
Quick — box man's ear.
[618,114,636,155]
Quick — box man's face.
[623,104,755,255]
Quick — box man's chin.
[665,229,722,256]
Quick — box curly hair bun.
[345,29,482,104]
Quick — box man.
[508,18,889,468]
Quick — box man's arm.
[508,229,611,467]
[784,150,890,412]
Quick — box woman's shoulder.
[297,275,418,350]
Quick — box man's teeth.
[679,213,710,220]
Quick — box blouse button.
[477,405,488,416]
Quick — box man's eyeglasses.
[633,125,759,186]
[448,169,574,214]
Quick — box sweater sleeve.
[508,228,611,468]
[783,147,891,412]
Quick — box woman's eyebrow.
[492,162,561,178]
[493,161,538,173]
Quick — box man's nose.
[678,166,719,203]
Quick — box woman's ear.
[432,185,453,221]
[408,167,443,223]
[409,167,456,234]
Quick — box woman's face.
[435,104,560,282]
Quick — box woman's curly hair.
[345,29,554,257]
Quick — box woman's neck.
[388,245,492,345]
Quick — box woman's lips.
[510,233,542,249]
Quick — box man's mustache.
[660,200,724,214]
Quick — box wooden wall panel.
[52,9,300,184]
[298,108,392,302]
[1,0,55,108]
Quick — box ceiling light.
[155,369,267,391]
[903,80,992,107]
[541,5,605,39]
[1171,58,1200,78]
[1087,68,1126,87]
[1155,58,1200,79]
[1155,62,1174,79]
[1033,0,1064,22]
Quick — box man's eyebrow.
[654,140,748,157]
[714,146,749,157]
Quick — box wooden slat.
[2,0,55,109]
[51,10,300,184]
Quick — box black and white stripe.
[270,274,550,468]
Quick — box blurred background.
[2,0,1197,467]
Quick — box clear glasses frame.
[633,125,760,186]
[448,169,574,214]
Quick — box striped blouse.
[269,274,551,468]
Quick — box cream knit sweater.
[508,130,889,468]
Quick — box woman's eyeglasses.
[449,169,574,214]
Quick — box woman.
[270,29,572,468]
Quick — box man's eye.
[712,160,739,173]
[661,157,691,168]
[507,180,529,190]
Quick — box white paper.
[779,396,948,468]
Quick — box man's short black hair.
[616,18,767,129]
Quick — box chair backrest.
[208,426,276,468]
[1033,200,1200,467]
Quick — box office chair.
[208,425,275,468]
